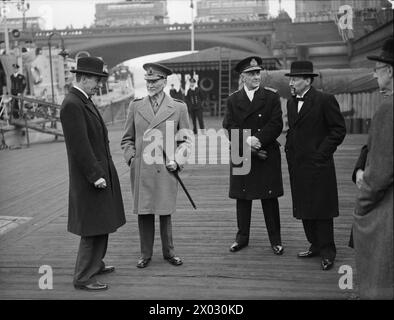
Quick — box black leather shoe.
[321,258,334,271]
[297,250,319,258]
[165,256,183,266]
[229,242,246,252]
[272,245,284,255]
[74,281,108,291]
[136,258,151,268]
[97,266,115,275]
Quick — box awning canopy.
[157,47,281,72]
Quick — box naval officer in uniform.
[223,56,284,255]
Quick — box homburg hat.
[70,56,109,77]
[285,60,319,77]
[367,37,394,66]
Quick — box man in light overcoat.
[121,63,192,268]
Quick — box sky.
[2,0,296,97]
[3,0,296,30]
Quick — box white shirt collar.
[73,85,89,100]
[244,85,259,102]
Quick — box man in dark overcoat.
[223,56,284,255]
[60,56,126,291]
[284,60,346,271]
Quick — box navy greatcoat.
[60,87,126,236]
[223,87,284,200]
[285,86,346,219]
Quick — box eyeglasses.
[374,65,388,73]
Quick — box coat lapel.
[136,96,155,124]
[287,97,298,127]
[295,87,316,125]
[70,87,101,122]
[242,87,266,120]
[145,94,176,134]
[69,87,108,136]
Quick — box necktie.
[152,97,159,114]
[296,97,305,102]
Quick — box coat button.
[268,190,272,194]
[157,170,160,173]
[257,129,261,132]
[243,189,246,192]
[258,114,262,117]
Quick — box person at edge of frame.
[352,37,393,300]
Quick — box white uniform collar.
[244,84,259,102]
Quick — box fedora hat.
[367,37,394,65]
[235,56,263,73]
[285,60,319,77]
[71,56,109,77]
[143,63,172,80]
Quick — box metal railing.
[32,20,274,39]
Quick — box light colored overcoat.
[121,94,192,215]
[353,96,393,300]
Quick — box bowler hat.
[70,56,108,77]
[143,63,172,80]
[235,56,263,73]
[367,37,394,65]
[285,60,319,77]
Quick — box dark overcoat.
[60,87,126,236]
[285,86,346,219]
[223,87,284,200]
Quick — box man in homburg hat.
[352,37,393,299]
[10,63,26,119]
[121,63,192,268]
[284,60,346,271]
[60,56,126,291]
[223,56,285,255]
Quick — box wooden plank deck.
[0,116,368,300]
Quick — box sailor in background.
[10,64,26,119]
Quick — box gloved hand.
[251,147,268,160]
[166,160,179,172]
